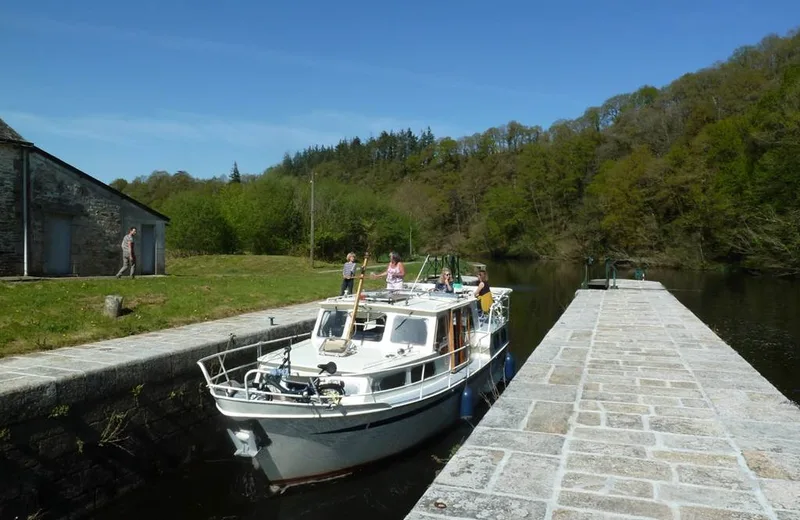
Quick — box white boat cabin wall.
[312,300,477,390]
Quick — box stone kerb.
[0,304,319,427]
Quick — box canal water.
[97,261,800,520]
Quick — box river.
[97,260,800,520]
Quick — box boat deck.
[406,279,800,520]
[258,341,434,375]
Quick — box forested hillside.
[111,29,800,273]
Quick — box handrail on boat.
[197,328,474,389]
[207,338,508,406]
[196,332,312,385]
[197,290,512,406]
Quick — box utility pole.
[310,171,315,267]
[409,223,412,259]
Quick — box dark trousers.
[340,278,354,295]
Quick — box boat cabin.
[312,290,478,376]
[255,287,509,398]
[264,291,488,391]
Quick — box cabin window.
[352,313,386,342]
[317,310,347,338]
[391,317,428,346]
[372,371,406,392]
[435,314,449,352]
[410,362,437,382]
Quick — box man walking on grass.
[116,226,137,279]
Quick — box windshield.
[352,313,386,342]
[317,310,347,338]
[391,317,428,345]
[316,309,387,342]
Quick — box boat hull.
[224,348,507,486]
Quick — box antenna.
[411,254,430,291]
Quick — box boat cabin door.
[448,307,471,371]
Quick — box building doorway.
[43,215,72,275]
[140,224,156,275]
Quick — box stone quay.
[406,280,800,520]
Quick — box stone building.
[0,117,169,277]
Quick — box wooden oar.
[344,252,370,341]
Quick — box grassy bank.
[0,255,411,358]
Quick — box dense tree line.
[111,29,800,273]
[111,171,413,259]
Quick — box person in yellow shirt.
[474,269,492,314]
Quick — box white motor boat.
[197,277,514,491]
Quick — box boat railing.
[197,332,312,388]
[480,289,510,331]
[197,289,512,407]
[236,342,472,405]
[199,336,503,406]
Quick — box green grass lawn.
[0,255,415,357]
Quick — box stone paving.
[406,280,800,520]
[0,301,320,423]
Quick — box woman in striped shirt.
[340,252,357,295]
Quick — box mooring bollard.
[104,295,123,318]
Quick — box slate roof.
[0,117,31,144]
[32,146,171,222]
[0,115,169,221]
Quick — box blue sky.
[1,1,798,184]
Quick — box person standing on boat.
[371,251,405,290]
[434,268,454,293]
[340,252,357,295]
[474,269,492,314]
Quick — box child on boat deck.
[341,252,357,295]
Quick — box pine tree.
[229,161,241,183]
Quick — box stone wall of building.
[26,150,167,276]
[0,144,23,276]
[0,145,168,277]
[27,151,123,276]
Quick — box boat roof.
[319,284,511,317]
